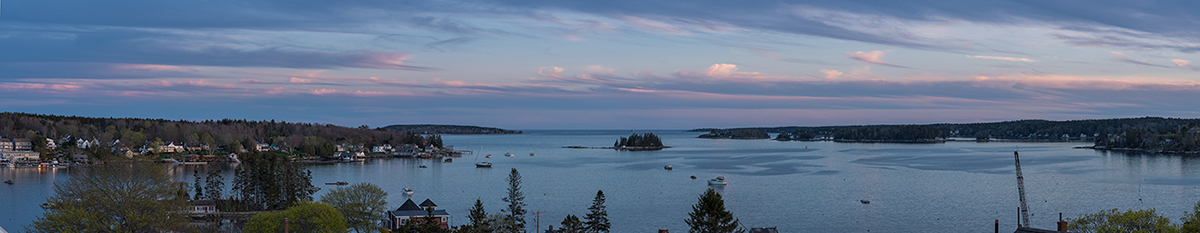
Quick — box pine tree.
[686,188,743,233]
[502,168,527,232]
[204,168,224,200]
[584,190,610,233]
[560,215,585,233]
[193,170,204,200]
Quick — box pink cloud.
[265,87,285,95]
[112,64,192,71]
[846,50,905,67]
[309,89,340,95]
[0,83,83,91]
[617,15,689,35]
[289,77,313,83]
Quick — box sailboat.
[475,146,493,168]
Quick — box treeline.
[615,133,664,147]
[383,124,522,135]
[692,117,1200,143]
[1094,123,1200,153]
[697,129,769,139]
[0,112,441,159]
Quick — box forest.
[0,112,442,160]
[383,124,522,134]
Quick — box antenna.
[1014,151,1030,227]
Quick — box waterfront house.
[0,139,12,151]
[13,138,31,151]
[384,199,451,229]
[188,200,219,217]
[0,151,39,162]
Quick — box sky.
[2,0,1200,129]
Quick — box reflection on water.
[4,130,1200,232]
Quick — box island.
[697,129,769,139]
[614,133,668,151]
[383,124,522,135]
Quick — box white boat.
[664,165,673,170]
[486,154,492,158]
[708,176,726,185]
[505,152,514,157]
[161,158,182,165]
[476,162,493,168]
[403,188,414,196]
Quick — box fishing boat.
[664,165,673,170]
[708,176,726,185]
[476,162,493,168]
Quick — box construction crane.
[1014,151,1030,227]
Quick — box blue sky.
[2,0,1200,129]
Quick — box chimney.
[1057,213,1068,232]
[995,219,999,233]
[658,229,669,233]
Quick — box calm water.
[4,130,1200,232]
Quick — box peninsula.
[382,124,522,135]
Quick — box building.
[188,200,219,217]
[385,199,451,229]
[158,143,185,153]
[255,143,272,152]
[0,139,12,151]
[372,144,393,153]
[0,151,39,162]
[12,138,31,151]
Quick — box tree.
[245,201,347,233]
[685,188,744,233]
[457,198,492,233]
[28,164,193,232]
[231,154,318,211]
[502,168,527,233]
[584,190,610,233]
[320,183,389,233]
[1182,201,1200,233]
[204,168,225,201]
[194,170,205,200]
[560,215,585,233]
[1068,208,1176,233]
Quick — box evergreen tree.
[584,190,610,233]
[685,189,743,233]
[560,215,585,233]
[469,199,488,227]
[193,170,204,200]
[502,168,527,233]
[204,168,224,201]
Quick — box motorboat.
[444,158,453,163]
[664,165,673,170]
[325,181,348,185]
[860,200,871,204]
[476,162,493,168]
[505,152,514,157]
[486,154,492,158]
[418,165,428,168]
[708,176,726,185]
[529,153,536,156]
[403,188,414,196]
[690,175,697,179]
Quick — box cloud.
[846,50,905,68]
[617,15,690,35]
[968,55,1035,62]
[289,77,313,83]
[1172,59,1190,67]
[1110,52,1172,68]
[821,69,843,80]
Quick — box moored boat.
[664,164,673,170]
[404,188,414,196]
[325,181,349,185]
[505,152,514,157]
[476,162,493,168]
[708,176,726,185]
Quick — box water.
[4,130,1200,232]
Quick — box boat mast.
[1014,151,1030,227]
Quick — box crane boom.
[1014,151,1030,227]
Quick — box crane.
[1014,151,1030,227]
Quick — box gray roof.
[390,209,450,217]
[1014,227,1066,233]
[419,199,437,208]
[396,199,421,211]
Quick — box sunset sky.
[2,0,1200,129]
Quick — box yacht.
[476,162,493,168]
[708,176,726,185]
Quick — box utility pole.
[533,211,546,232]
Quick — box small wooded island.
[614,133,668,151]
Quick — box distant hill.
[383,124,522,135]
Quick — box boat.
[325,181,349,185]
[690,175,697,179]
[860,200,871,204]
[40,203,51,209]
[664,165,673,170]
[529,153,536,156]
[505,152,514,157]
[708,176,726,185]
[160,158,182,165]
[4,180,13,185]
[444,158,453,163]
[403,188,414,196]
[476,162,493,168]
[486,154,492,158]
[419,165,428,168]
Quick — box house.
[255,143,272,152]
[158,143,185,153]
[372,144,393,153]
[72,154,88,163]
[45,138,56,150]
[0,139,12,151]
[12,138,31,151]
[188,200,219,217]
[384,199,451,229]
[0,151,39,162]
